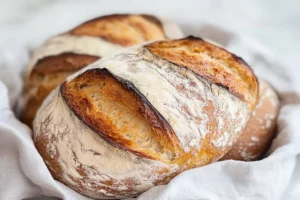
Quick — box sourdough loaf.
[20,14,183,127]
[34,37,259,199]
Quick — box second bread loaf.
[20,14,183,127]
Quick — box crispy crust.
[145,36,259,109]
[61,68,182,163]
[69,14,166,46]
[20,53,99,127]
[75,14,163,31]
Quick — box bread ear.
[145,36,259,109]
[61,68,181,162]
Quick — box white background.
[0,0,299,69]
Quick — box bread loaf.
[20,14,183,127]
[33,37,259,199]
[221,79,279,161]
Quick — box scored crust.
[69,14,166,46]
[61,68,182,163]
[21,53,99,126]
[145,36,259,109]
[34,87,181,198]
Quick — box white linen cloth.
[1,3,300,200]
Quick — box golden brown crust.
[145,36,259,109]
[20,53,99,127]
[221,80,280,161]
[61,68,182,163]
[21,14,173,128]
[69,14,166,46]
[32,53,99,74]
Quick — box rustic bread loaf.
[221,79,279,161]
[33,37,259,199]
[20,14,183,127]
